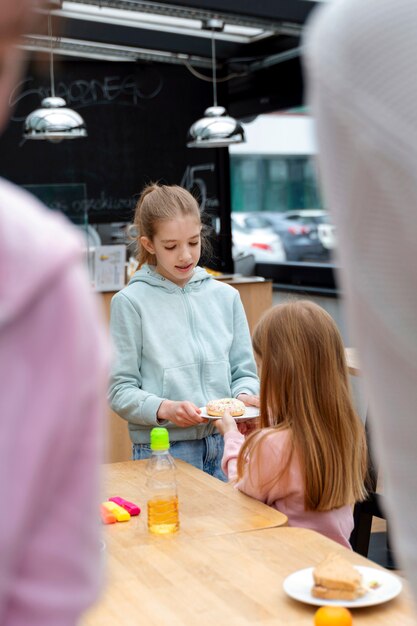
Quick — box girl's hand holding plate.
[236,393,259,408]
[158,400,208,427]
[236,393,260,435]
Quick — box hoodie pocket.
[162,361,232,403]
[203,360,232,397]
[162,363,201,401]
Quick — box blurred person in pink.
[0,1,108,624]
[304,0,417,603]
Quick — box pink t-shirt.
[0,180,109,625]
[222,429,353,548]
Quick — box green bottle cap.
[150,427,170,451]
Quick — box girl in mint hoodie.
[109,183,259,479]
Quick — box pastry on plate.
[312,554,367,600]
[206,398,246,417]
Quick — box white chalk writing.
[10,72,163,121]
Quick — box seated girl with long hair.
[215,300,367,548]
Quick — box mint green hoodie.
[109,265,259,443]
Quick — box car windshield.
[245,216,272,229]
[285,212,330,225]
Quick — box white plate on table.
[199,406,260,420]
[283,565,402,608]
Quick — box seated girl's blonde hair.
[132,182,211,267]
[238,300,367,511]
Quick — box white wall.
[229,113,317,156]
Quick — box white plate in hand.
[283,565,402,608]
[199,406,260,420]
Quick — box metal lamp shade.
[187,105,245,148]
[24,96,87,142]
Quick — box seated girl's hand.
[237,417,260,436]
[236,394,260,436]
[236,393,260,408]
[213,408,239,436]
[157,400,207,428]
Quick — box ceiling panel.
[22,0,320,113]
[26,0,319,65]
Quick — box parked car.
[281,209,336,253]
[231,215,286,263]
[233,211,328,262]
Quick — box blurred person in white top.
[304,0,417,605]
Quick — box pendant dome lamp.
[187,19,245,148]
[23,14,87,143]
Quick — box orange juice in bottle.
[146,428,179,534]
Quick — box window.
[229,114,337,294]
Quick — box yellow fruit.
[314,606,353,626]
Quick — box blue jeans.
[133,433,226,481]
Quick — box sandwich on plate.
[312,554,367,600]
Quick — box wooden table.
[100,459,287,540]
[82,524,416,625]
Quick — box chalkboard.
[0,59,234,271]
[2,61,215,219]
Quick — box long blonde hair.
[238,300,367,511]
[132,182,211,267]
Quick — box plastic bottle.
[146,427,180,535]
